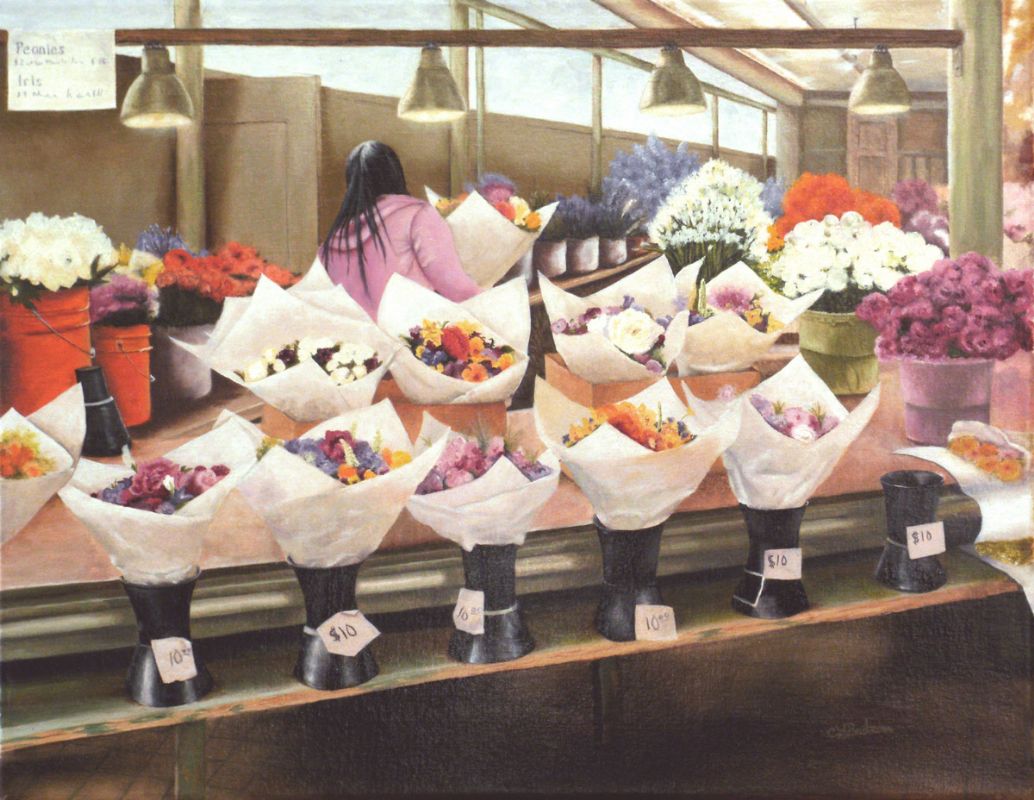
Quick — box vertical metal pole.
[761,109,770,177]
[590,54,603,196]
[948,0,1002,262]
[449,0,471,196]
[174,721,206,800]
[174,0,205,252]
[474,8,486,181]
[710,94,720,159]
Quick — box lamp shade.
[120,44,195,129]
[640,46,707,117]
[848,45,911,116]
[397,45,467,123]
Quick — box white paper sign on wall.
[150,637,198,684]
[316,611,380,658]
[905,521,946,560]
[7,30,116,111]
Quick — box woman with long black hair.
[317,140,481,318]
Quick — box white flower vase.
[599,237,628,268]
[534,240,567,279]
[566,236,600,274]
[152,324,214,403]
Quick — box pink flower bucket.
[898,358,994,444]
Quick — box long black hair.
[320,141,408,289]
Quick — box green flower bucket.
[798,310,879,395]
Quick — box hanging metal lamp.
[120,44,195,128]
[640,45,707,117]
[397,44,467,123]
[849,45,911,116]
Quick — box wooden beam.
[448,1,470,196]
[174,0,205,253]
[590,54,603,196]
[0,28,963,50]
[948,0,1002,262]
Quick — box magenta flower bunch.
[89,274,158,327]
[856,253,1034,361]
[92,457,229,514]
[750,394,840,442]
[891,179,940,221]
[415,434,552,494]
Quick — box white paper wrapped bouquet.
[541,256,689,382]
[377,273,531,405]
[1,384,85,544]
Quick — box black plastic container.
[292,562,379,690]
[122,575,213,707]
[732,504,810,619]
[449,544,534,664]
[76,366,130,457]
[594,518,664,642]
[875,470,947,593]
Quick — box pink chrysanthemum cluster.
[415,435,552,494]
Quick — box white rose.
[353,364,368,379]
[790,424,818,443]
[313,337,336,352]
[330,367,354,385]
[242,359,269,382]
[605,308,664,355]
[297,338,317,359]
[272,359,287,373]
[586,313,608,335]
[261,347,277,363]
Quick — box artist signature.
[824,719,895,740]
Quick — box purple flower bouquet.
[90,275,158,327]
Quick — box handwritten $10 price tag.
[635,605,677,642]
[762,548,802,580]
[150,637,198,684]
[905,521,945,560]
[453,588,485,635]
[317,611,380,658]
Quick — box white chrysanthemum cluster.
[0,213,116,293]
[770,211,943,298]
[241,338,378,386]
[648,160,773,264]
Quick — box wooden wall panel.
[801,106,847,176]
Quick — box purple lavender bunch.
[89,275,158,326]
[135,224,201,258]
[558,195,600,241]
[891,179,940,223]
[760,177,787,218]
[602,135,701,234]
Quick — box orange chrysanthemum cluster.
[948,434,1026,482]
[0,428,55,479]
[563,402,694,452]
[158,242,298,304]
[767,173,902,251]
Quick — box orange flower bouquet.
[768,173,901,251]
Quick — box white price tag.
[763,548,803,580]
[317,611,380,658]
[905,521,945,560]
[150,637,198,684]
[8,30,116,111]
[635,605,677,642]
[452,588,485,635]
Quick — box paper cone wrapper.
[58,411,258,585]
[897,422,1032,543]
[673,260,823,375]
[376,273,530,404]
[405,418,560,550]
[236,400,449,568]
[174,275,399,421]
[533,377,741,530]
[721,355,881,510]
[1,384,85,544]
[540,257,690,382]
[426,188,558,288]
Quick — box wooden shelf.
[1,549,1015,753]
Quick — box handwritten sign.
[635,605,677,641]
[905,521,945,560]
[316,611,380,658]
[8,30,116,111]
[453,588,485,635]
[150,637,198,684]
[762,548,803,580]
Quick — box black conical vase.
[732,504,810,619]
[448,544,534,664]
[292,562,379,690]
[76,366,130,456]
[875,470,947,593]
[594,517,664,642]
[122,575,213,707]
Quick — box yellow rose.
[509,196,531,226]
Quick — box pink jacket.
[320,194,481,319]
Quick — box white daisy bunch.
[770,211,942,309]
[239,338,380,386]
[0,213,116,294]
[648,160,772,281]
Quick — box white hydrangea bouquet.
[648,159,772,285]
[540,257,689,382]
[0,212,117,302]
[176,274,399,422]
[768,211,943,313]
